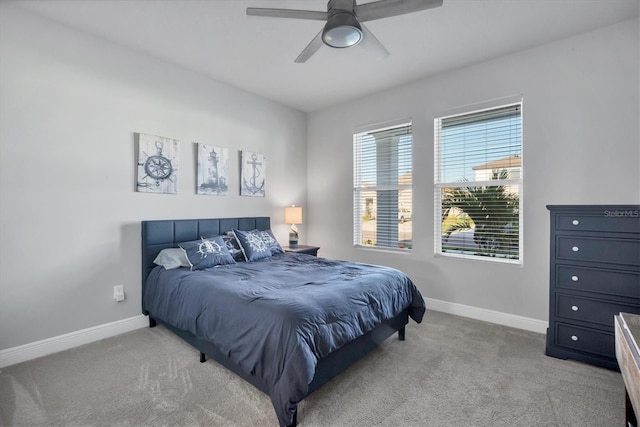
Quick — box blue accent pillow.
[232,229,272,262]
[222,232,245,262]
[179,236,236,271]
[261,229,284,255]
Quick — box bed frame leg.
[149,317,157,328]
[286,407,298,427]
[398,327,405,341]
[200,352,206,363]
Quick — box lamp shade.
[284,206,303,224]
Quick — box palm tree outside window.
[434,97,523,263]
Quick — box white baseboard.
[0,315,148,369]
[0,302,547,369]
[425,297,548,334]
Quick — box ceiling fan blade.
[359,24,390,59]
[247,7,327,21]
[294,30,324,63]
[356,0,443,22]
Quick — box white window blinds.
[354,121,412,250]
[434,100,522,263]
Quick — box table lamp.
[284,205,303,248]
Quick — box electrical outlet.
[114,284,125,302]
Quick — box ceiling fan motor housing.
[246,0,444,62]
[322,0,363,48]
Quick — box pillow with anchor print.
[222,231,246,262]
[179,236,236,271]
[232,229,272,262]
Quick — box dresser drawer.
[556,235,640,267]
[556,211,640,233]
[554,323,614,358]
[555,294,640,327]
[556,265,640,299]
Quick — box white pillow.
[153,248,190,270]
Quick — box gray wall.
[307,18,640,322]
[0,6,308,350]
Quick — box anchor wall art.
[240,150,266,197]
[197,143,229,195]
[136,133,179,194]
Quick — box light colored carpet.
[0,310,625,426]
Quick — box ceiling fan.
[247,0,443,63]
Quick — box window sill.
[434,252,523,266]
[355,245,412,255]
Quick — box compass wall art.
[136,133,179,194]
[240,150,266,197]
[197,143,229,196]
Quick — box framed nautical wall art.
[240,150,265,197]
[196,143,229,195]
[136,133,179,194]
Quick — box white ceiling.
[11,0,639,112]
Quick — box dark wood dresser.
[546,205,640,369]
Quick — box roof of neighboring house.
[472,155,521,170]
[399,171,412,185]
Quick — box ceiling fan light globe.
[323,26,362,48]
[322,12,363,48]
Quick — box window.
[354,120,412,250]
[434,98,522,263]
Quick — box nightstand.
[283,245,320,256]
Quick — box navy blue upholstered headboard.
[141,217,270,313]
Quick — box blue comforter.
[143,252,425,426]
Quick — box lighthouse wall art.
[196,143,229,196]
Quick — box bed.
[141,216,425,426]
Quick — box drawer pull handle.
[572,246,579,252]
[571,335,579,341]
[572,219,580,226]
[571,305,579,312]
[571,275,579,282]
